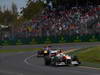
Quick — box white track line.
[79,66,100,70]
[24,53,37,66]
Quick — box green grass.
[70,46,100,68]
[0,48,42,53]
[76,46,100,64]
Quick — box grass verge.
[0,48,42,53]
[69,46,100,68]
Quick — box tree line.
[0,0,99,27]
[0,0,46,28]
[0,2,18,26]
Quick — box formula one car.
[44,51,81,66]
[37,45,52,57]
[37,50,50,57]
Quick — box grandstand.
[0,0,100,44]
[18,2,100,37]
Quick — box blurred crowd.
[1,5,100,39]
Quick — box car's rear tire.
[65,59,71,66]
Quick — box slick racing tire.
[65,59,71,66]
[44,56,51,65]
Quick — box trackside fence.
[0,35,100,45]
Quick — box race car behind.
[37,45,51,57]
[37,49,50,57]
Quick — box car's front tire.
[44,56,51,65]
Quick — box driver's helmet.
[56,49,64,56]
[59,49,64,53]
[44,45,51,50]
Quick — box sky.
[0,0,28,12]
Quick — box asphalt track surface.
[0,42,100,75]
